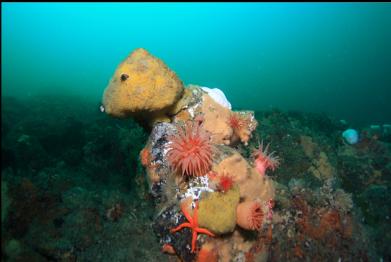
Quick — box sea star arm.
[191,231,197,252]
[195,227,215,237]
[193,201,198,225]
[171,222,192,233]
[181,203,193,224]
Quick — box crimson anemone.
[218,173,234,192]
[236,201,264,230]
[253,141,280,176]
[228,112,246,131]
[166,121,213,177]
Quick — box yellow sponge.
[197,186,240,234]
[102,48,184,124]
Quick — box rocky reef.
[102,48,276,261]
[2,49,390,262]
[100,48,385,262]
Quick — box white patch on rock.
[201,87,232,110]
[182,175,214,207]
[188,106,195,118]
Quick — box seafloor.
[1,95,390,261]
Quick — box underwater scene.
[2,3,391,262]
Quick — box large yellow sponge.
[102,48,184,123]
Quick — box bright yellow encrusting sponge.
[102,48,184,124]
[197,186,240,234]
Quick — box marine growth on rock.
[102,48,281,262]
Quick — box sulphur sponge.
[102,48,184,123]
[197,186,240,234]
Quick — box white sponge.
[201,86,232,110]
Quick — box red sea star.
[171,201,215,253]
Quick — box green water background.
[2,3,391,126]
